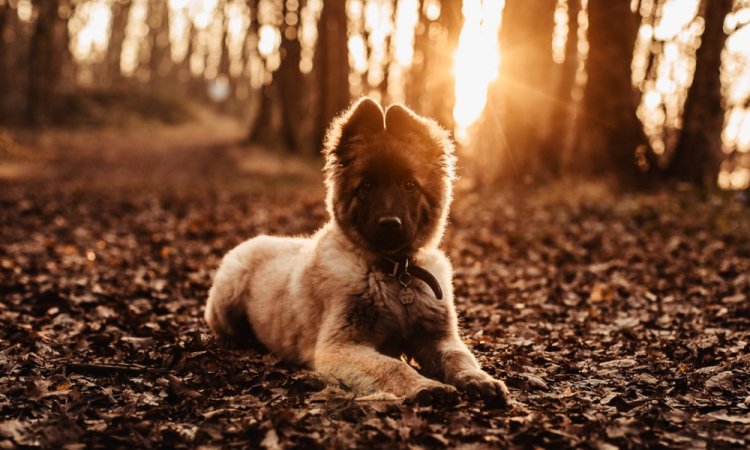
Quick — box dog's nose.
[378,216,402,231]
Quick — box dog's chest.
[347,271,448,344]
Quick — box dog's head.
[323,98,455,256]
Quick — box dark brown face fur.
[323,98,455,256]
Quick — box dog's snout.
[378,216,402,231]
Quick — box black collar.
[378,256,443,300]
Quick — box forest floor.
[1,120,749,449]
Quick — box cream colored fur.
[205,101,509,404]
[205,221,509,402]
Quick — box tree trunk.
[547,0,582,176]
[148,0,170,84]
[497,0,558,179]
[27,0,63,125]
[577,0,648,182]
[248,3,306,151]
[668,0,732,186]
[406,1,427,112]
[432,0,461,129]
[313,0,350,149]
[249,80,292,149]
[107,0,132,85]
[0,2,9,119]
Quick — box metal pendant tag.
[399,287,415,305]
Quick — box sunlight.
[30,0,750,176]
[452,0,504,143]
[16,0,32,22]
[634,0,702,155]
[120,0,149,77]
[423,0,441,21]
[299,0,323,74]
[552,0,569,64]
[69,0,112,63]
[631,0,750,187]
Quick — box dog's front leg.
[414,335,510,406]
[314,343,456,402]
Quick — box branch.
[65,362,170,376]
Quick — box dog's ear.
[385,104,454,164]
[384,104,430,138]
[323,97,384,167]
[340,97,385,143]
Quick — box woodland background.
[1,0,749,448]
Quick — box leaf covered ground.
[1,125,749,449]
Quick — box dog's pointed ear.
[384,103,456,177]
[323,97,384,163]
[341,97,385,142]
[384,103,428,137]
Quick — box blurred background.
[0,0,749,189]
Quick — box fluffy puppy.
[205,98,509,404]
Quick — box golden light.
[552,0,569,64]
[298,0,323,74]
[348,34,368,74]
[392,0,419,67]
[388,0,419,101]
[69,0,112,63]
[364,0,394,102]
[120,0,149,77]
[423,0,441,22]
[257,24,281,58]
[168,0,192,64]
[16,0,749,183]
[226,1,250,77]
[16,0,32,22]
[634,0,702,156]
[452,0,504,143]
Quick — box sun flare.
[452,0,504,144]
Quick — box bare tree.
[0,1,10,119]
[106,0,132,84]
[547,0,582,175]
[668,0,733,186]
[313,0,350,148]
[576,0,649,182]
[431,0,461,128]
[249,1,308,151]
[147,0,170,84]
[27,0,67,124]
[496,0,557,179]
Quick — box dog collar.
[378,256,443,300]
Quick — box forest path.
[1,122,749,448]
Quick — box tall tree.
[313,0,350,148]
[27,0,66,124]
[106,0,132,84]
[406,1,428,112]
[431,0,461,128]
[547,0,582,175]
[0,1,10,119]
[147,0,170,83]
[668,0,732,186]
[496,0,557,179]
[249,1,308,151]
[576,0,649,182]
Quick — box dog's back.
[205,235,310,352]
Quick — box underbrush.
[46,85,198,128]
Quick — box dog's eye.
[404,179,417,192]
[361,181,373,193]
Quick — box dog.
[205,98,509,405]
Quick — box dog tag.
[399,287,415,305]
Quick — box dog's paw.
[452,370,510,407]
[406,382,458,406]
